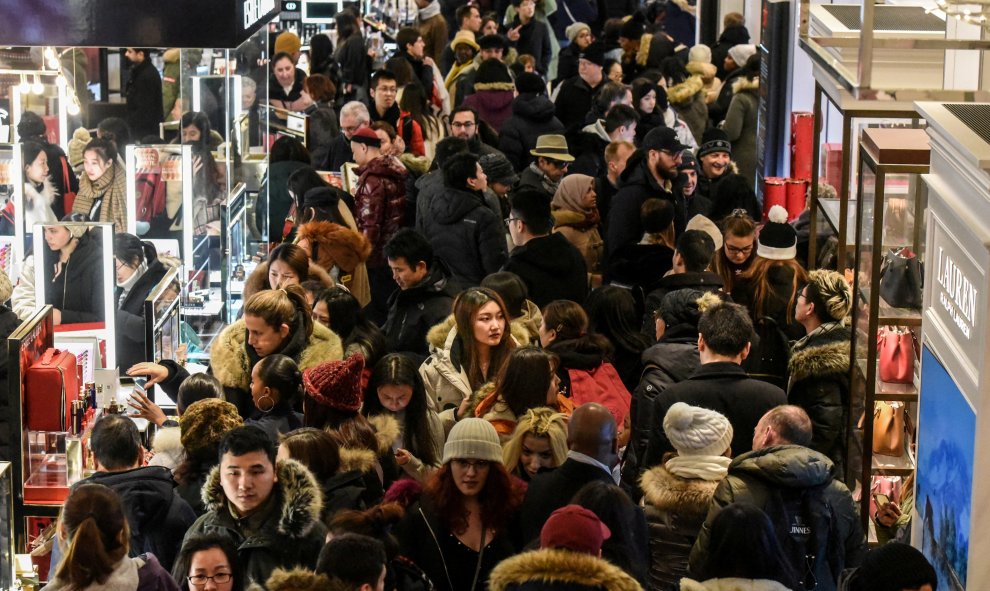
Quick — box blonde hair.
[503,408,568,473]
[243,283,314,338]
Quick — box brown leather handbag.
[873,401,905,457]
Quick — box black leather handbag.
[879,247,923,309]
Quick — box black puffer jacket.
[787,322,852,477]
[502,233,588,308]
[421,186,508,287]
[499,93,566,172]
[45,229,105,324]
[641,271,725,337]
[116,259,170,371]
[622,324,701,499]
[383,259,458,359]
[85,467,196,572]
[605,156,680,262]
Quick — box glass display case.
[0,463,14,591]
[849,128,929,535]
[125,144,194,257]
[221,183,263,322]
[144,266,182,407]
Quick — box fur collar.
[242,261,334,302]
[399,152,432,176]
[210,319,343,390]
[667,75,705,105]
[686,61,717,81]
[426,314,528,351]
[45,556,145,591]
[731,76,759,94]
[295,221,371,273]
[680,577,792,591]
[151,425,182,454]
[788,338,850,382]
[636,34,654,67]
[367,413,401,455]
[201,458,323,539]
[553,208,588,226]
[488,548,643,591]
[474,82,516,92]
[338,446,378,473]
[25,177,56,206]
[265,567,349,591]
[640,464,719,517]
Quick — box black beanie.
[847,543,937,591]
[515,72,546,95]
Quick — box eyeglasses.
[725,244,753,256]
[188,573,233,587]
[505,217,520,226]
[452,458,491,471]
[451,121,476,129]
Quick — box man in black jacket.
[503,188,588,307]
[420,151,507,286]
[605,127,686,267]
[641,229,723,335]
[383,229,458,359]
[368,69,401,129]
[555,41,606,140]
[124,48,163,139]
[641,300,786,469]
[49,415,195,576]
[520,403,622,543]
[324,101,371,172]
[569,104,639,178]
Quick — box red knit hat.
[540,505,611,555]
[349,126,381,148]
[303,354,365,412]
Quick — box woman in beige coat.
[551,173,603,283]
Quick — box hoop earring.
[257,394,275,413]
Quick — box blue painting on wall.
[917,345,974,591]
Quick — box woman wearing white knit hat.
[639,402,733,590]
[395,418,524,591]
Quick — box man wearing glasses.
[518,134,574,200]
[450,105,503,157]
[368,69,401,129]
[605,126,687,266]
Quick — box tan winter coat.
[552,209,604,276]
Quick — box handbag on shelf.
[879,247,923,309]
[873,401,906,457]
[878,326,917,384]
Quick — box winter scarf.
[665,455,731,481]
[75,161,127,229]
[528,162,560,197]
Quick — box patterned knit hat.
[698,128,732,159]
[274,31,302,56]
[179,399,243,456]
[303,354,365,412]
[757,205,797,260]
[663,402,733,457]
[443,418,503,464]
[68,127,92,169]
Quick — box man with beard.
[679,149,710,219]
[695,128,760,222]
[605,127,686,268]
[449,105,503,157]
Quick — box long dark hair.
[363,354,439,466]
[254,354,303,408]
[542,299,614,358]
[452,287,516,389]
[56,484,129,588]
[172,532,246,591]
[399,82,440,137]
[497,347,558,416]
[702,503,799,588]
[279,427,341,481]
[584,286,650,356]
[572,481,648,584]
[315,287,387,367]
[114,232,157,268]
[335,10,360,40]
[425,462,523,535]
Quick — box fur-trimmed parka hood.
[488,548,644,591]
[242,259,335,302]
[201,458,324,539]
[640,464,720,518]
[426,314,528,352]
[210,318,343,390]
[367,413,401,455]
[667,75,706,105]
[731,76,760,94]
[686,61,718,83]
[680,577,792,591]
[296,220,371,273]
[264,568,348,591]
[636,33,677,69]
[788,325,851,382]
[337,414,399,473]
[399,152,432,176]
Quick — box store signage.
[244,0,278,30]
[936,247,978,340]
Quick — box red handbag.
[24,348,79,432]
[878,327,916,384]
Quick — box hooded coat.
[787,323,852,476]
[420,318,479,417]
[463,83,516,130]
[722,76,760,188]
[688,445,867,590]
[568,120,611,178]
[640,464,720,590]
[295,220,372,306]
[81,467,196,572]
[686,61,722,104]
[322,434,387,522]
[383,259,457,358]
[488,548,644,591]
[502,232,589,308]
[241,259,335,302]
[115,258,171,371]
[185,459,328,590]
[157,318,343,419]
[667,75,709,146]
[498,92,564,172]
[421,186,508,287]
[605,156,680,262]
[353,155,408,268]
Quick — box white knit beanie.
[443,418,504,464]
[663,402,733,457]
[566,22,591,44]
[688,44,711,64]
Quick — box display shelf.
[872,449,916,475]
[855,359,919,402]
[818,198,858,246]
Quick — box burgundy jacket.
[353,156,408,267]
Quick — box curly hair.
[425,462,523,536]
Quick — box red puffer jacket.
[353,156,408,267]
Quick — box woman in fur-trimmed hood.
[295,219,372,306]
[463,58,517,131]
[789,269,853,477]
[488,547,644,591]
[664,58,709,146]
[722,57,760,189]
[639,402,732,591]
[242,246,337,303]
[187,457,327,589]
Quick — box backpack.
[567,362,632,428]
[135,171,167,222]
[764,482,843,590]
